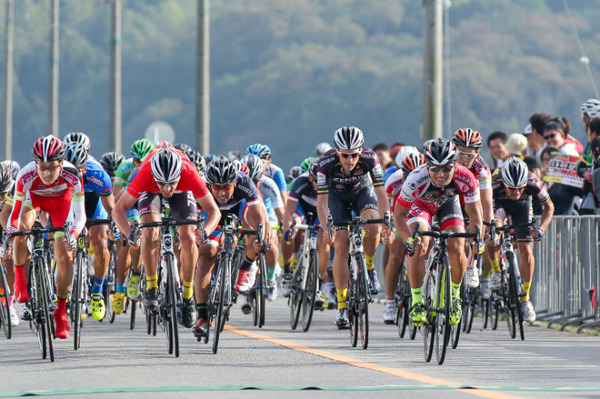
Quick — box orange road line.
[225,325,521,399]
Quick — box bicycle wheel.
[71,250,84,351]
[0,261,12,339]
[231,248,243,304]
[37,258,55,362]
[348,256,359,348]
[106,244,117,324]
[129,299,137,330]
[451,286,463,350]
[354,253,369,350]
[165,255,179,357]
[422,266,435,363]
[397,268,410,339]
[256,253,267,328]
[501,268,516,339]
[212,254,229,354]
[301,249,318,332]
[507,253,524,340]
[435,257,451,365]
[289,256,303,330]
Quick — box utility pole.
[421,0,443,142]
[49,0,60,137]
[109,0,122,153]
[4,0,13,159]
[195,0,210,155]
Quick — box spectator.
[529,113,552,161]
[505,133,528,159]
[372,142,394,170]
[522,123,545,160]
[487,131,511,170]
[577,117,600,214]
[540,146,560,180]
[591,136,600,213]
[543,118,580,156]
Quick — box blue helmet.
[246,143,271,159]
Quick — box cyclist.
[451,128,493,290]
[5,135,86,339]
[99,152,125,179]
[65,141,116,321]
[0,163,18,326]
[241,154,284,301]
[113,144,221,329]
[381,150,424,323]
[282,160,334,310]
[316,126,392,329]
[393,138,483,326]
[111,139,154,312]
[490,156,554,322]
[247,143,288,204]
[193,156,269,337]
[315,142,332,158]
[1,160,20,180]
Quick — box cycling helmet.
[130,138,154,160]
[394,145,420,167]
[99,152,125,174]
[287,165,302,183]
[452,128,482,148]
[580,98,600,118]
[308,160,318,180]
[241,154,265,181]
[300,156,316,172]
[232,159,249,176]
[175,143,193,154]
[32,135,66,162]
[205,155,238,185]
[500,156,529,188]
[315,142,332,157]
[246,143,271,159]
[64,132,91,153]
[1,160,20,180]
[0,163,14,194]
[186,151,206,175]
[150,145,183,184]
[423,138,458,166]
[334,126,364,150]
[400,152,425,175]
[65,143,88,169]
[421,139,435,154]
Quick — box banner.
[542,155,584,188]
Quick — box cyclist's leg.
[355,187,381,288]
[405,201,432,323]
[384,236,404,310]
[138,192,161,308]
[194,239,218,335]
[12,198,36,302]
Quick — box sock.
[146,272,158,290]
[117,284,126,294]
[92,277,104,294]
[490,258,501,273]
[452,282,461,299]
[196,303,208,320]
[386,298,395,307]
[267,267,275,280]
[411,288,422,304]
[290,257,298,272]
[56,296,67,312]
[522,281,531,302]
[240,256,253,271]
[182,280,193,300]
[481,270,491,279]
[366,254,375,271]
[336,288,348,309]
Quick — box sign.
[144,121,175,145]
[543,155,584,188]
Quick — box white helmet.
[315,142,332,157]
[150,146,183,184]
[500,156,529,188]
[64,132,91,153]
[394,146,420,168]
[580,99,600,118]
[334,126,364,150]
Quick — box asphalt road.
[1,296,599,399]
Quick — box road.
[1,297,599,398]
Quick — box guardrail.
[532,215,600,332]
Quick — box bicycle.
[86,218,114,325]
[334,213,391,350]
[0,232,12,339]
[395,252,417,340]
[8,222,69,362]
[460,253,482,337]
[71,226,92,350]
[287,218,321,332]
[248,224,267,328]
[410,225,478,365]
[138,214,203,358]
[486,221,533,341]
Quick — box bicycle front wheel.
[422,265,435,363]
[0,261,12,339]
[213,255,230,354]
[301,249,318,332]
[355,253,369,350]
[507,252,524,340]
[435,257,451,365]
[71,250,85,351]
[289,258,303,330]
[165,255,179,357]
[256,253,267,328]
[106,243,117,324]
[37,258,55,362]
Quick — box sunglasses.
[36,163,61,172]
[506,186,525,191]
[543,133,558,140]
[212,183,234,191]
[338,152,360,159]
[156,181,178,187]
[458,151,478,159]
[428,164,454,173]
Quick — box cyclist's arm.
[374,184,390,218]
[392,202,412,242]
[100,193,116,215]
[316,194,329,230]
[0,203,11,229]
[71,188,86,237]
[464,200,483,239]
[196,193,221,236]
[245,201,270,245]
[113,191,138,237]
[282,197,298,232]
[480,187,493,224]
[539,198,554,233]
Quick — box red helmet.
[32,135,66,162]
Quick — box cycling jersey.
[288,173,318,224]
[9,161,85,236]
[384,169,405,212]
[491,172,550,205]
[113,158,135,188]
[257,174,283,223]
[2,181,15,208]
[470,156,492,190]
[316,147,384,194]
[82,156,113,220]
[264,163,287,194]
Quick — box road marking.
[226,325,521,398]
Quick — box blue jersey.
[265,163,287,193]
[84,156,113,196]
[383,165,398,182]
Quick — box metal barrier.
[532,215,600,331]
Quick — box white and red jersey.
[469,156,492,191]
[9,161,86,235]
[126,147,210,200]
[396,164,480,209]
[384,168,405,212]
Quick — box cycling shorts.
[84,191,108,220]
[24,191,75,229]
[138,191,198,222]
[328,185,378,228]
[126,206,140,221]
[293,202,319,226]
[407,196,464,231]
[204,198,250,247]
[494,197,533,242]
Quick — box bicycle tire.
[212,254,229,354]
[257,253,266,328]
[451,286,464,350]
[348,255,358,348]
[507,252,525,340]
[422,265,435,363]
[72,250,84,351]
[129,299,137,330]
[107,244,117,324]
[37,258,55,362]
[435,256,451,365]
[355,252,369,350]
[231,248,243,304]
[219,256,232,334]
[397,271,410,339]
[301,249,318,332]
[466,289,477,334]
[500,265,516,339]
[165,254,179,357]
[289,256,303,330]
[0,260,12,339]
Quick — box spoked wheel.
[507,254,525,341]
[251,289,260,327]
[348,276,359,348]
[481,297,490,329]
[355,253,369,350]
[37,262,55,362]
[71,251,84,351]
[106,245,117,324]
[435,259,451,365]
[256,253,266,328]
[423,269,435,363]
[129,299,137,330]
[165,257,179,357]
[146,309,157,336]
[0,262,12,339]
[492,298,500,330]
[212,255,229,354]
[301,249,318,332]
[397,277,411,339]
[289,260,303,330]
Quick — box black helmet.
[423,138,458,165]
[205,155,238,185]
[100,152,125,174]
